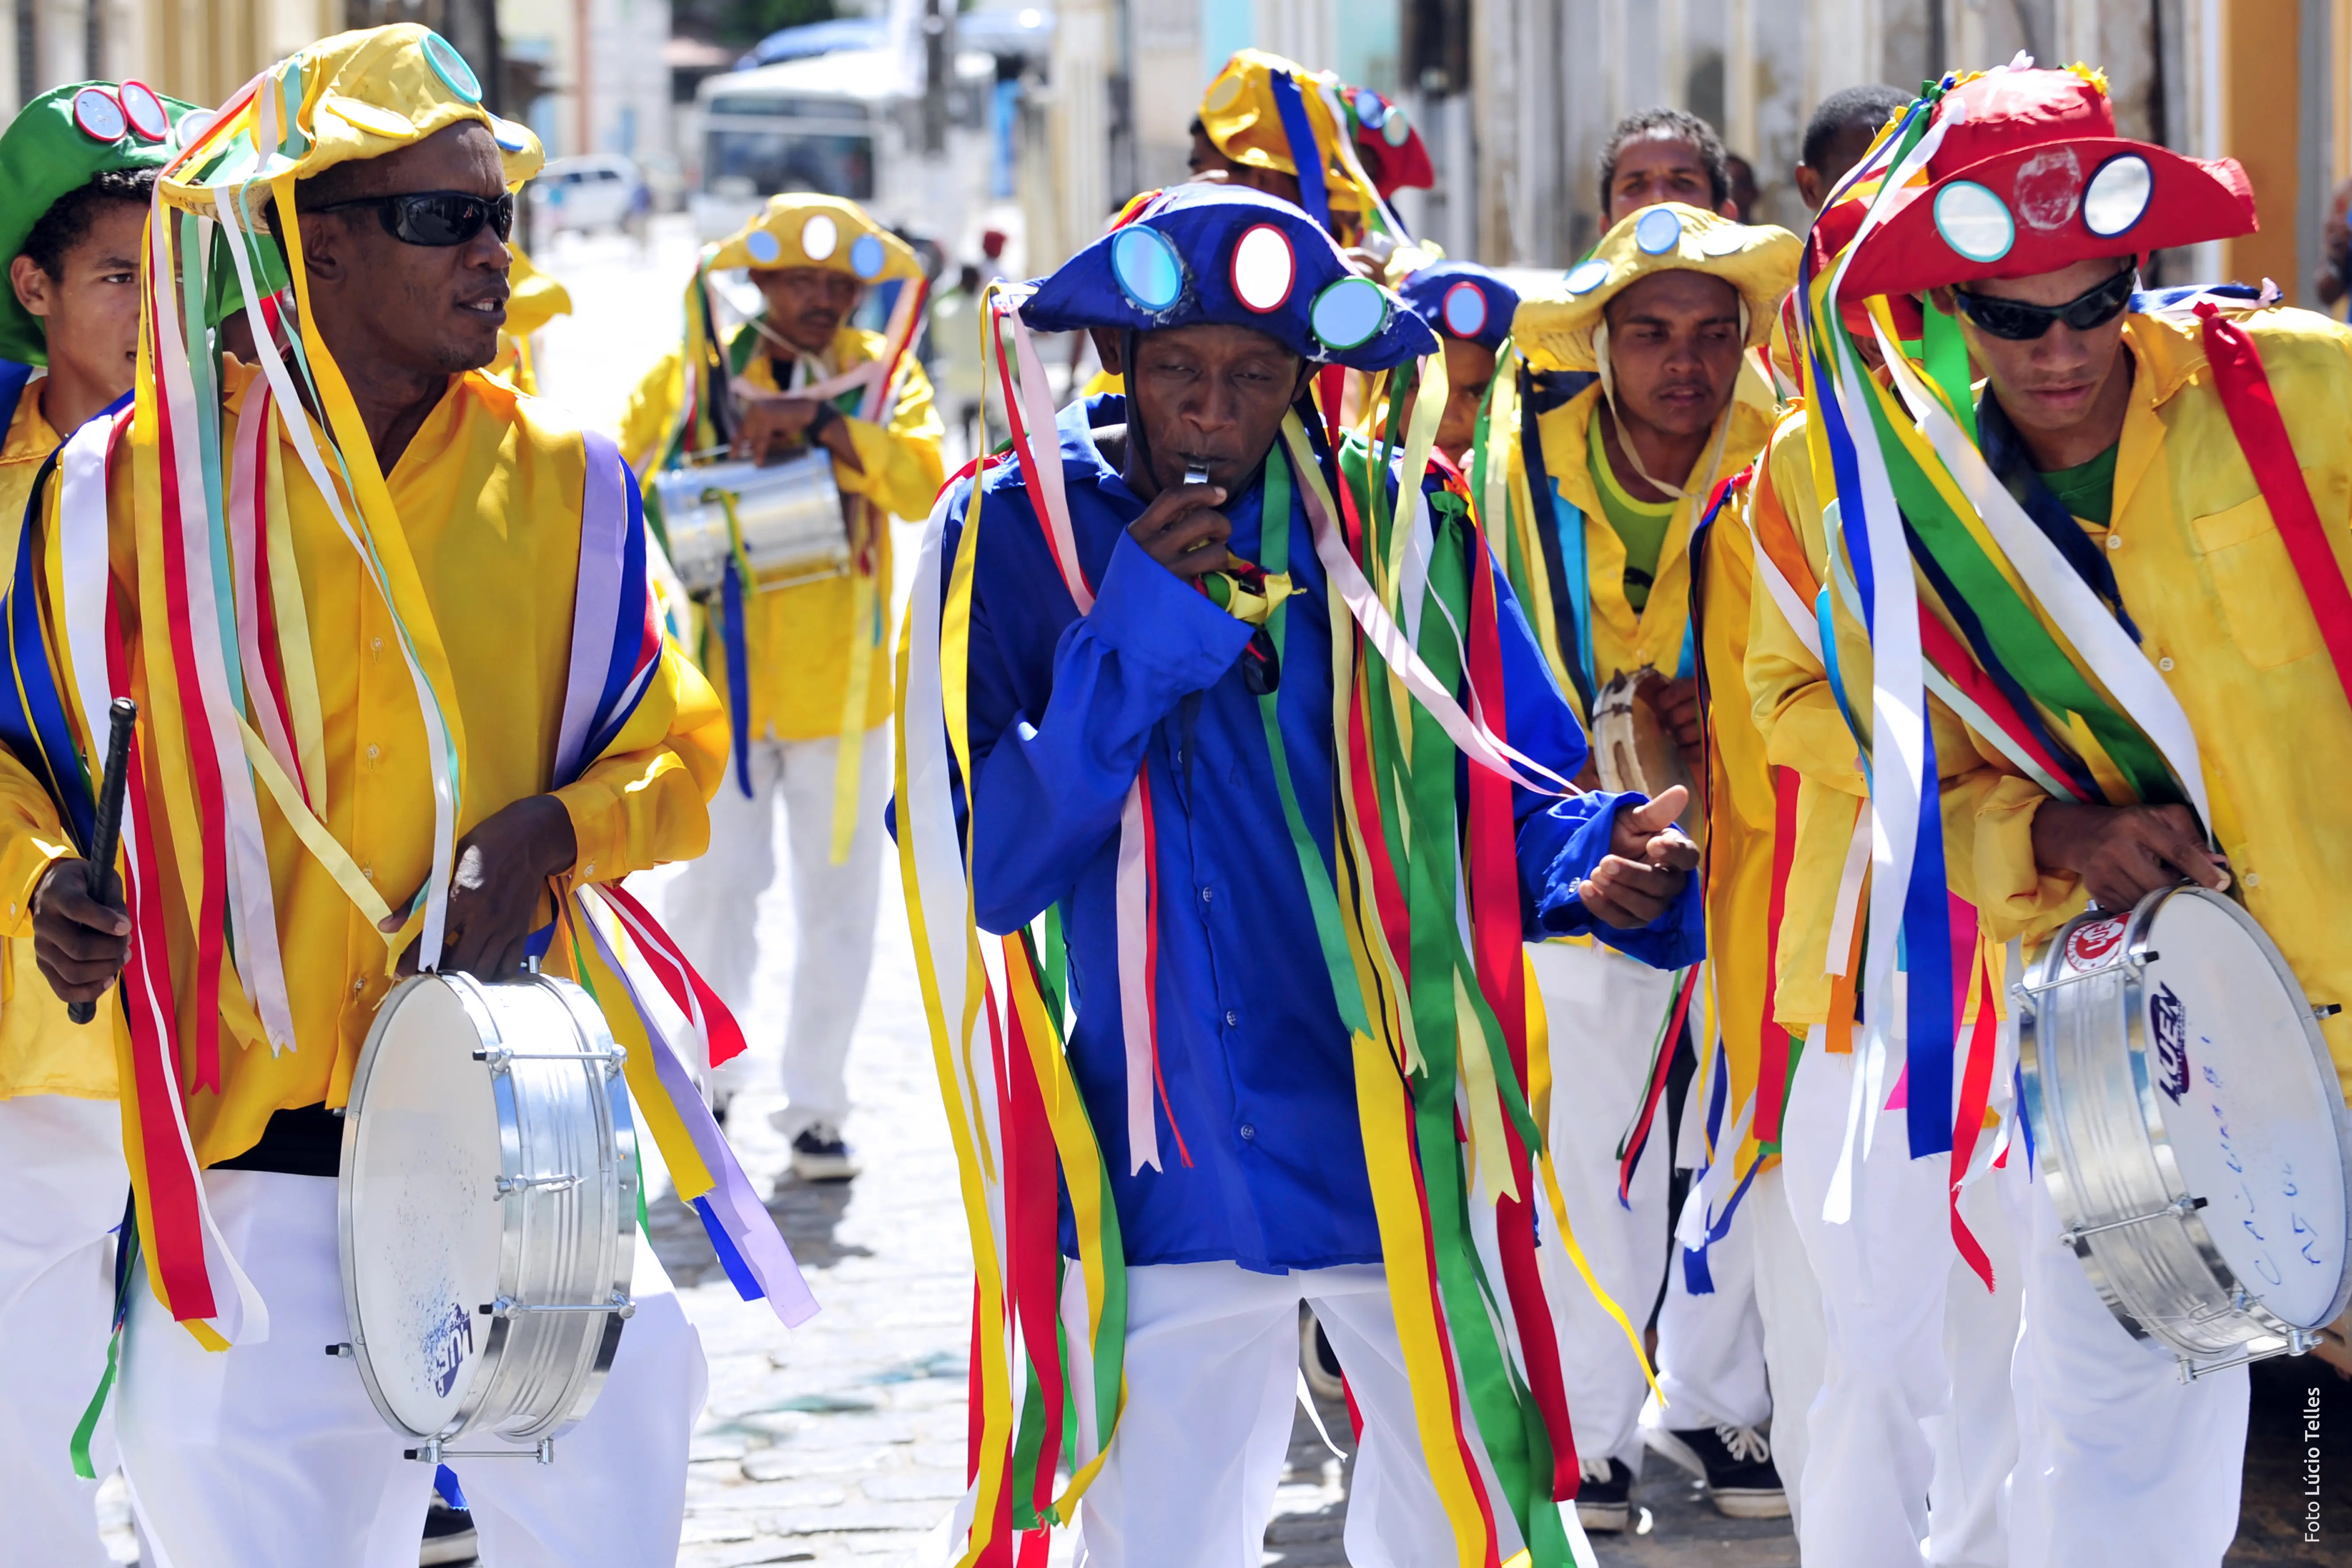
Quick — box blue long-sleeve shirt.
[944,395,1702,1271]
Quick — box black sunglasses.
[1950,265,2136,341]
[311,189,514,247]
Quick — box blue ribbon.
[0,450,97,850]
[1266,70,1332,234]
[1902,720,1955,1158]
[720,557,755,799]
[1545,482,1598,700]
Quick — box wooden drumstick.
[69,698,138,1026]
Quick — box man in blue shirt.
[908,183,1700,1566]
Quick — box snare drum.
[337,971,636,1463]
[1590,670,1697,833]
[656,451,850,598]
[2015,886,2352,1375]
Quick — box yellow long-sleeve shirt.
[1534,374,1778,715]
[103,363,727,1167]
[0,375,113,1101]
[618,321,945,742]
[1748,309,2352,1098]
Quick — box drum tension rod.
[2177,1329,2321,1383]
[477,1293,635,1320]
[403,1437,557,1465]
[494,1173,584,1196]
[2059,1193,2205,1248]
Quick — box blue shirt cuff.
[1531,792,1708,969]
[1086,531,1255,692]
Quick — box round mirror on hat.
[119,81,171,142]
[1565,258,1611,295]
[1634,207,1684,255]
[1309,275,1391,352]
[1440,280,1488,339]
[1382,104,1410,146]
[421,31,483,102]
[1934,180,2015,263]
[71,87,128,143]
[1230,224,1296,313]
[744,228,784,266]
[849,232,888,280]
[2082,154,2154,239]
[800,213,839,262]
[1111,224,1186,312]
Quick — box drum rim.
[339,971,639,1446]
[2019,884,2352,1359]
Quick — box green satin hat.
[0,81,199,364]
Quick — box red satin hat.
[1834,68,2257,299]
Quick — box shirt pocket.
[2188,491,2324,670]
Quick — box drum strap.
[2194,300,2352,721]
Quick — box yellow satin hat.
[1195,48,1366,213]
[501,246,571,338]
[708,192,923,284]
[1512,203,1800,373]
[158,23,541,212]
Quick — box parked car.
[529,154,650,237]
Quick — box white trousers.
[1528,940,1675,1472]
[2001,1150,2247,1567]
[1069,1262,1455,1568]
[666,726,888,1136]
[1780,1036,2020,1568]
[0,1094,126,1568]
[118,1171,707,1568]
[1748,1162,1824,1535]
[1650,1177,1770,1432]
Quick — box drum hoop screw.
[2058,1193,2206,1248]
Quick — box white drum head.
[2144,894,2350,1330]
[345,979,504,1436]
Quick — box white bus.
[687,46,997,244]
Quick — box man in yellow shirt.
[0,77,192,1568]
[1187,48,1429,254]
[1764,64,2319,1566]
[22,28,731,1567]
[1509,202,1795,1528]
[620,193,942,1176]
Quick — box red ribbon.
[2194,301,2352,718]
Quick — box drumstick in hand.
[69,699,139,1025]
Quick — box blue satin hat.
[1019,183,1436,371]
[1396,262,1520,353]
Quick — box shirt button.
[1238,1123,1256,1141]
[1200,886,1214,904]
[581,862,596,877]
[1223,1009,1239,1027]
[2246,871,2262,887]
[2106,535,2122,551]
[360,862,373,881]
[351,976,366,994]
[371,636,384,660]
[366,744,381,762]
[2158,656,2175,671]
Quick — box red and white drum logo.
[2064,915,2127,972]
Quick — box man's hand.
[381,796,577,982]
[31,858,130,1006]
[1636,671,1704,771]
[1580,786,1699,929]
[1127,481,1232,582]
[2030,801,2229,910]
[731,393,866,475]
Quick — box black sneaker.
[421,1500,478,1565]
[1646,1423,1789,1519]
[787,1121,861,1181]
[1572,1456,1632,1533]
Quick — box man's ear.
[1925,284,1957,318]
[294,212,349,287]
[8,254,54,318]
[1718,198,1741,220]
[1091,327,1124,376]
[1794,166,1822,210]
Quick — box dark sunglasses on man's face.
[311,190,515,247]
[1950,264,2136,342]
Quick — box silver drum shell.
[2016,885,2352,1369]
[339,972,637,1449]
[656,451,849,598]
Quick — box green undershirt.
[1590,412,1676,611]
[2037,441,2119,526]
